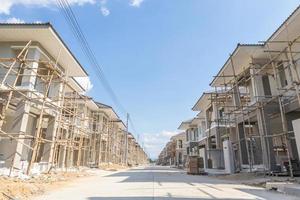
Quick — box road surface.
[34,166,299,200]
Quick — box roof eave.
[209,44,263,87]
[0,23,88,77]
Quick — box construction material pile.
[0,170,90,200]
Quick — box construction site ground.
[214,172,300,187]
[33,166,299,200]
[0,164,127,200]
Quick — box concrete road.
[34,166,299,200]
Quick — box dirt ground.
[213,172,299,188]
[0,170,90,200]
[98,163,128,171]
[0,164,129,200]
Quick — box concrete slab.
[34,166,299,200]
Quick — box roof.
[178,119,193,130]
[170,132,185,140]
[211,5,300,87]
[192,89,231,111]
[265,5,300,57]
[70,77,86,92]
[0,23,88,77]
[86,98,99,111]
[95,102,113,109]
[197,111,206,118]
[209,44,264,87]
[266,5,300,42]
[178,118,201,130]
[95,101,126,130]
[95,101,118,119]
[191,117,204,124]
[128,132,135,139]
[64,77,86,93]
[192,92,211,111]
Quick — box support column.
[42,117,59,171]
[257,105,276,171]
[11,102,31,170]
[12,48,40,171]
[237,123,249,165]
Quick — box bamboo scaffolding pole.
[0,41,147,173]
[26,70,55,175]
[209,31,300,175]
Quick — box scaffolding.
[0,41,148,175]
[0,41,75,174]
[208,25,300,177]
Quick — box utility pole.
[124,113,129,166]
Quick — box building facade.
[0,23,148,175]
[177,5,300,176]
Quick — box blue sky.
[1,0,299,159]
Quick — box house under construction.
[0,23,148,175]
[174,5,300,177]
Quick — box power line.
[56,0,127,116]
[56,0,144,147]
[129,116,139,140]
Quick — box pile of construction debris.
[214,172,299,187]
[0,169,90,200]
[98,163,128,171]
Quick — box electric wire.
[56,0,144,150]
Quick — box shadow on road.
[87,196,275,200]
[87,197,243,200]
[99,167,293,200]
[105,166,229,184]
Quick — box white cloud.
[1,17,25,23]
[0,1,13,15]
[74,76,93,93]
[143,130,179,159]
[0,0,96,15]
[100,6,110,16]
[99,0,110,16]
[0,0,144,16]
[129,0,144,7]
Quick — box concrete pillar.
[21,48,40,89]
[11,101,31,170]
[237,123,249,165]
[199,146,207,169]
[41,117,59,171]
[223,140,235,174]
[286,112,300,160]
[250,67,265,102]
[10,48,40,170]
[212,102,218,126]
[59,131,69,169]
[292,119,300,161]
[257,106,277,171]
[232,85,241,107]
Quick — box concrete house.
[209,6,300,175]
[94,102,127,165]
[157,141,175,166]
[176,6,300,176]
[192,91,235,174]
[0,23,148,175]
[178,119,199,158]
[127,133,147,167]
[170,132,187,168]
[0,23,88,173]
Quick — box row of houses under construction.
[158,5,300,177]
[0,23,148,175]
